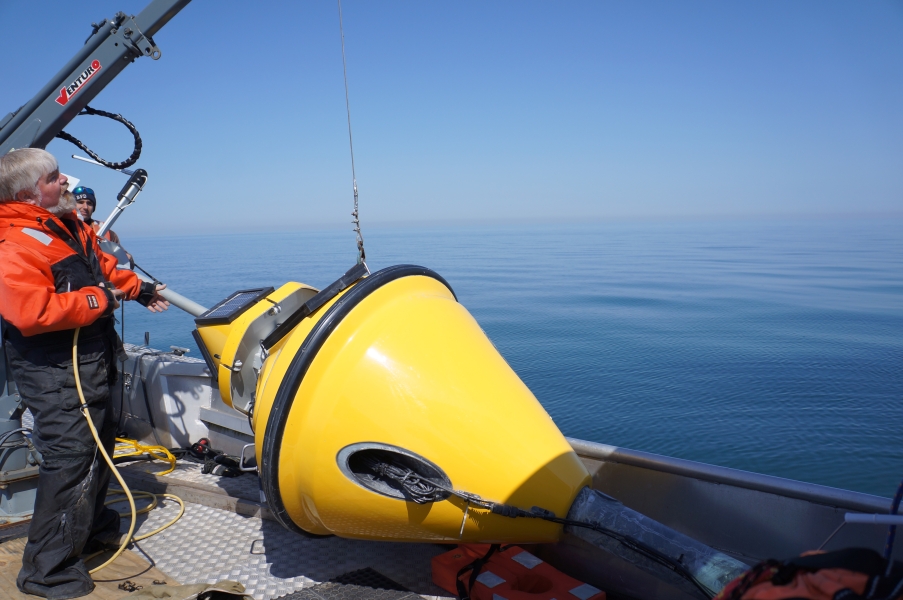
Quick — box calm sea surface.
[121,219,903,498]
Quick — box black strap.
[456,544,500,600]
[788,548,886,576]
[772,549,887,586]
[261,263,368,351]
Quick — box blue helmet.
[72,186,96,208]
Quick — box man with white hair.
[0,148,168,599]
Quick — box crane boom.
[0,0,192,155]
[0,0,194,452]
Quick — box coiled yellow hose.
[114,438,177,475]
[105,489,185,541]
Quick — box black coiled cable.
[55,105,142,170]
[357,455,448,504]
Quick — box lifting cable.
[338,0,367,266]
[55,105,143,171]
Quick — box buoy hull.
[252,265,590,542]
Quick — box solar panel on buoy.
[195,287,274,326]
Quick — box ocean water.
[120,218,903,498]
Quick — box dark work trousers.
[6,332,122,600]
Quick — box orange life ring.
[432,544,606,600]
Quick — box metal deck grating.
[121,459,264,501]
[115,473,452,600]
[274,572,422,600]
[4,445,454,600]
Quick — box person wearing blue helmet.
[73,186,121,244]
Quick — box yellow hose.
[106,488,158,515]
[72,327,184,574]
[105,489,186,541]
[82,489,187,567]
[114,438,177,475]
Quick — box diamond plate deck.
[275,576,422,600]
[114,471,452,600]
[12,426,455,600]
[120,459,262,502]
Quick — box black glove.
[136,280,158,307]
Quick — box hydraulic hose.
[0,427,32,449]
[72,327,185,575]
[82,489,186,567]
[113,438,176,475]
[105,488,185,541]
[73,327,137,574]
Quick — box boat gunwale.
[568,437,889,514]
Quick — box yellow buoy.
[196,265,590,542]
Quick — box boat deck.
[7,395,891,600]
[115,460,451,600]
[0,459,452,600]
[0,536,173,600]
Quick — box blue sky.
[2,1,902,234]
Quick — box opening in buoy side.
[338,443,452,503]
[257,266,456,536]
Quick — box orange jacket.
[0,201,145,337]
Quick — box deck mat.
[118,458,263,502]
[0,536,174,600]
[272,568,421,600]
[27,456,452,600]
[329,568,409,591]
[127,497,451,600]
[275,582,420,600]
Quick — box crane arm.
[0,0,192,155]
